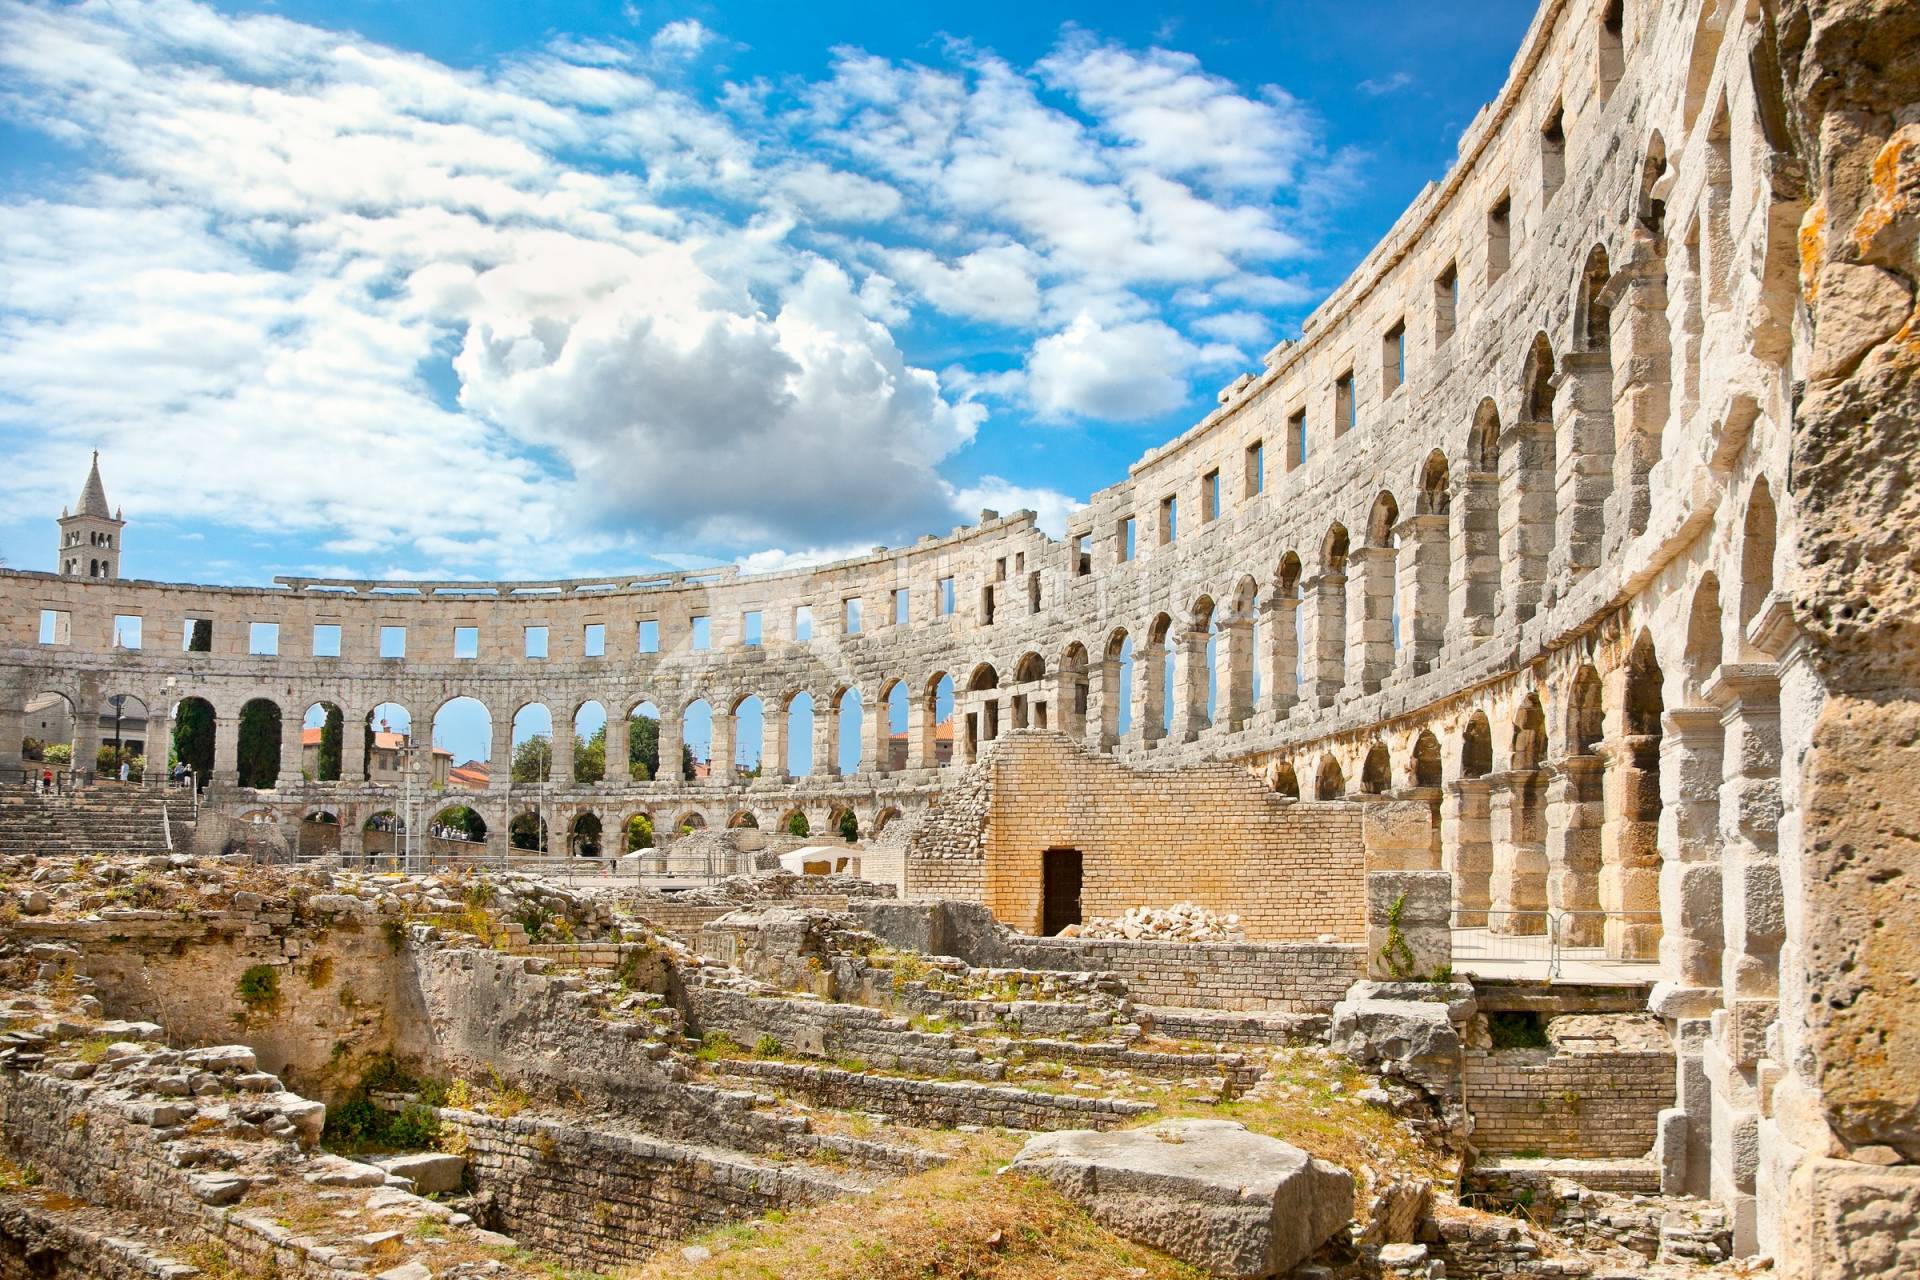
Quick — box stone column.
[1086,659,1113,751]
[1548,351,1614,597]
[862,696,888,774]
[1346,546,1395,695]
[1487,769,1547,934]
[1499,420,1554,625]
[765,701,791,781]
[711,707,736,785]
[605,709,629,786]
[1599,730,1663,960]
[1443,777,1493,927]
[1137,636,1167,744]
[71,686,102,778]
[1603,249,1668,549]
[904,694,931,772]
[1299,572,1347,708]
[1218,612,1255,729]
[550,717,575,786]
[484,712,510,791]
[1171,626,1209,741]
[1659,706,1726,991]
[657,714,685,783]
[811,705,838,777]
[1260,593,1300,716]
[211,713,240,788]
[345,710,371,784]
[279,720,306,788]
[1701,662,1782,1256]
[1395,513,1449,677]
[1447,472,1499,646]
[1545,754,1606,942]
[0,701,24,777]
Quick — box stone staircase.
[0,784,192,857]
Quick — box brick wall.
[1464,1017,1673,1158]
[906,733,1365,943]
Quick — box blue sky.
[0,0,1534,592]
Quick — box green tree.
[623,813,654,850]
[509,812,547,851]
[574,724,606,783]
[785,811,810,838]
[628,714,659,780]
[837,810,859,842]
[316,704,343,781]
[236,700,281,788]
[433,806,486,840]
[185,618,212,653]
[172,698,214,783]
[512,734,552,783]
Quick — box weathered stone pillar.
[0,701,24,777]
[1548,351,1613,596]
[1659,706,1725,991]
[211,713,240,788]
[346,710,372,784]
[657,714,685,783]
[1545,755,1606,943]
[811,705,838,777]
[1260,593,1300,716]
[1395,513,1448,677]
[604,710,629,786]
[862,695,888,774]
[1086,658,1114,751]
[1172,626,1209,742]
[1218,612,1254,729]
[764,702,791,781]
[71,687,102,778]
[711,707,736,785]
[1137,636,1167,744]
[1499,420,1554,625]
[1599,729,1662,960]
[1701,662,1782,1257]
[1448,471,1499,646]
[903,694,931,772]
[551,718,575,787]
[1443,777,1493,927]
[1602,248,1667,549]
[1487,769,1547,934]
[484,712,510,790]
[1346,545,1395,695]
[1299,571,1347,707]
[278,718,305,787]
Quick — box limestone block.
[1009,1118,1352,1278]
[377,1153,466,1195]
[1363,801,1437,871]
[1783,1159,1920,1279]
[1366,871,1451,980]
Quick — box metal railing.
[1451,908,1662,978]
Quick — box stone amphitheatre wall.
[4,0,1917,1271]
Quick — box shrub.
[235,965,281,1013]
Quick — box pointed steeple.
[77,451,111,518]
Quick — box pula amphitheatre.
[1,0,1916,1277]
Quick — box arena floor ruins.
[4,0,1918,1275]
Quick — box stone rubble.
[1069,901,1246,943]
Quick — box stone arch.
[626,699,664,781]
[1461,712,1493,777]
[1059,640,1090,739]
[871,806,903,835]
[621,811,655,852]
[429,696,490,782]
[510,809,549,853]
[427,803,486,847]
[1636,131,1668,237]
[1366,492,1399,548]
[1681,0,1727,133]
[1223,575,1261,723]
[1271,760,1300,800]
[298,807,340,858]
[1315,753,1345,800]
[1569,665,1605,754]
[880,680,909,770]
[1360,741,1392,795]
[1100,629,1133,747]
[1576,244,1612,353]
[779,808,810,838]
[510,702,553,783]
[785,691,816,778]
[1684,573,1724,701]
[22,687,80,773]
[1013,651,1045,685]
[1185,593,1217,735]
[727,809,759,829]
[674,811,708,834]
[1277,550,1303,597]
[1607,631,1665,959]
[1418,450,1450,517]
[570,700,607,784]
[1523,331,1556,424]
[90,689,150,779]
[681,696,714,777]
[925,672,956,766]
[834,686,863,775]
[968,663,999,692]
[731,692,766,779]
[827,803,859,842]
[1321,523,1350,572]
[1307,526,1350,700]
[1510,693,1547,772]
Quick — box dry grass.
[629,1133,1207,1280]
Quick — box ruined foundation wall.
[1465,1046,1672,1159]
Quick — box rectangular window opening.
[690,616,711,651]
[937,578,955,616]
[1541,102,1565,203]
[1244,441,1264,497]
[38,609,71,646]
[637,619,661,653]
[1488,194,1512,282]
[1289,409,1307,470]
[583,622,606,658]
[183,618,212,653]
[792,606,813,643]
[313,624,342,658]
[844,597,862,635]
[1203,470,1221,523]
[1119,516,1137,562]
[112,615,142,650]
[1382,320,1406,396]
[1070,535,1091,576]
[524,625,549,659]
[893,588,909,626]
[1160,496,1177,545]
[454,626,478,660]
[379,625,406,660]
[1435,263,1459,343]
[1334,371,1356,437]
[248,622,280,656]
[743,611,763,646]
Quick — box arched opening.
[835,687,863,775]
[786,692,816,777]
[1271,760,1300,800]
[927,675,955,767]
[682,699,713,780]
[676,811,708,835]
[832,807,859,842]
[428,804,486,848]
[568,813,603,858]
[237,698,283,789]
[86,692,149,780]
[1608,632,1666,959]
[964,664,1000,761]
[1276,552,1304,706]
[1570,666,1605,754]
[298,808,340,859]
[362,809,403,857]
[622,812,654,852]
[1637,133,1668,238]
[1419,451,1450,517]
[1738,477,1777,645]
[1413,730,1443,788]
[872,807,902,835]
[627,701,663,781]
[1315,754,1346,800]
[1461,712,1493,778]
[782,810,810,838]
[22,689,78,775]
[429,697,490,790]
[1360,742,1391,795]
[734,695,765,779]
[1010,652,1045,731]
[302,702,345,783]
[728,810,760,829]
[1514,334,1559,620]
[362,703,413,783]
[511,704,553,783]
[1146,613,1175,741]
[1313,525,1349,697]
[1684,573,1724,700]
[1364,493,1401,684]
[510,810,549,853]
[1555,666,1610,936]
[1191,595,1217,732]
[1459,401,1502,630]
[573,701,607,784]
[1060,641,1091,738]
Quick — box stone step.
[1466,1154,1661,1197]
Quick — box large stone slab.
[1009,1117,1351,1278]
